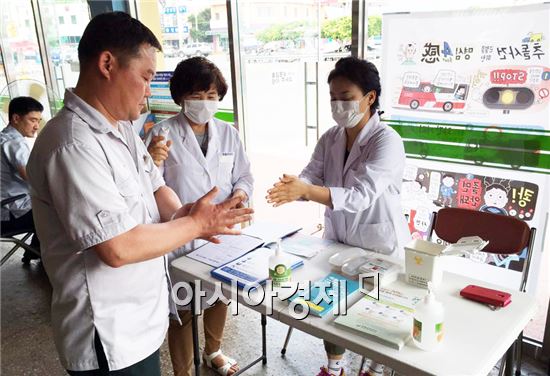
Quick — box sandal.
[359,361,386,376]
[316,367,345,376]
[202,349,239,376]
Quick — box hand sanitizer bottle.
[412,282,444,351]
[269,240,291,289]
[159,126,170,144]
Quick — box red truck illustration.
[398,82,469,112]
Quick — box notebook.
[187,221,302,267]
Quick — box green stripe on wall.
[383,119,550,174]
[389,124,550,151]
[214,110,234,123]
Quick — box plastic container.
[159,126,170,144]
[328,248,367,268]
[412,283,445,351]
[269,240,291,288]
[341,256,370,277]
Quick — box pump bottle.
[269,240,291,288]
[412,282,445,351]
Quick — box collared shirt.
[27,89,171,371]
[0,125,32,220]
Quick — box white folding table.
[171,242,536,376]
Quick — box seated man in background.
[1,96,43,264]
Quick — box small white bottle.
[269,241,291,289]
[159,126,170,144]
[412,282,445,351]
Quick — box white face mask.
[331,96,368,129]
[183,100,219,124]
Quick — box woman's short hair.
[327,57,381,114]
[170,57,228,104]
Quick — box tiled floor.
[1,247,548,376]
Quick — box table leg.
[357,356,366,376]
[504,342,515,376]
[190,282,201,376]
[262,313,267,365]
[281,327,293,357]
[233,313,268,375]
[515,332,523,376]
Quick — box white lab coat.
[147,112,253,310]
[300,113,410,257]
[147,111,254,260]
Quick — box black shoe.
[22,250,40,264]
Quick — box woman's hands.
[231,189,248,209]
[148,135,172,167]
[266,174,309,207]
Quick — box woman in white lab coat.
[267,57,410,376]
[148,57,253,376]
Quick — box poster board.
[380,4,550,293]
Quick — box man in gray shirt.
[1,96,43,263]
[26,12,252,375]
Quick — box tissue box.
[405,236,489,288]
[405,239,445,288]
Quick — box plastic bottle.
[159,126,170,144]
[412,282,445,351]
[269,240,291,289]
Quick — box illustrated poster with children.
[401,164,539,273]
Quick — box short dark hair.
[327,57,381,114]
[78,12,162,69]
[170,57,228,104]
[8,96,44,122]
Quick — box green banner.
[214,110,234,123]
[383,119,550,174]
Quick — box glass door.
[0,0,49,129]
[234,0,352,233]
[0,0,54,150]
[36,0,90,97]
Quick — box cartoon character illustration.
[479,178,510,215]
[401,43,416,65]
[454,85,467,100]
[522,32,543,43]
[439,174,456,206]
[471,71,488,88]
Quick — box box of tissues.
[405,236,488,288]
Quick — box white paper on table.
[242,221,302,244]
[281,233,335,258]
[186,234,264,267]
